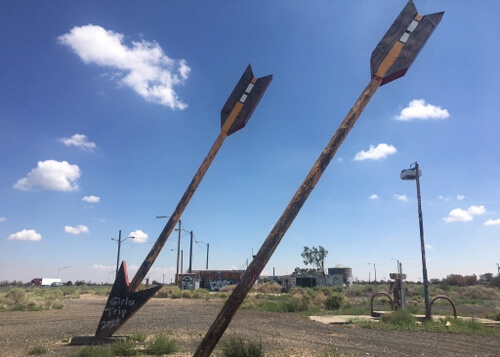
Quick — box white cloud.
[456,195,465,200]
[60,134,97,151]
[65,225,89,235]
[59,25,190,110]
[91,264,115,271]
[369,194,379,200]
[394,194,408,202]
[426,244,433,250]
[8,229,42,241]
[443,205,486,223]
[14,160,81,192]
[129,229,148,243]
[396,99,449,121]
[337,158,343,163]
[82,195,100,203]
[484,218,500,226]
[0,217,5,222]
[353,143,397,161]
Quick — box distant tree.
[491,274,500,289]
[444,274,477,287]
[292,267,321,277]
[479,273,494,283]
[301,246,328,285]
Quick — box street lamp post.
[57,266,71,279]
[401,162,429,318]
[196,240,209,269]
[367,263,376,282]
[111,230,135,275]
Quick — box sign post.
[193,2,443,356]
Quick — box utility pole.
[176,220,181,285]
[206,243,209,270]
[189,231,193,273]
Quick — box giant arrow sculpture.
[94,65,272,338]
[193,1,443,356]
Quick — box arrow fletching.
[370,0,444,85]
[220,64,272,136]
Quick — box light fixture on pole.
[196,240,209,269]
[111,230,135,275]
[57,266,71,279]
[367,263,376,282]
[401,161,429,318]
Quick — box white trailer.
[41,278,62,286]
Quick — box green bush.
[28,345,47,355]
[72,345,112,357]
[111,339,138,356]
[145,333,178,355]
[181,290,192,299]
[5,288,26,304]
[325,293,343,310]
[221,337,264,357]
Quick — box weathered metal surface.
[370,0,444,85]
[370,292,394,317]
[95,262,162,337]
[221,64,273,136]
[94,65,271,338]
[194,2,443,356]
[428,295,457,319]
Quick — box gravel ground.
[0,295,499,357]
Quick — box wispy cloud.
[83,195,100,203]
[65,225,89,235]
[354,143,397,161]
[443,205,486,223]
[8,229,42,241]
[129,229,148,243]
[394,194,408,202]
[60,134,97,151]
[484,218,500,226]
[91,264,115,271]
[426,244,433,250]
[14,160,81,192]
[396,99,449,121]
[59,24,190,110]
[369,194,379,200]
[0,217,5,223]
[456,195,465,200]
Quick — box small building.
[179,270,244,291]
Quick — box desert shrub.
[72,345,112,357]
[381,309,416,327]
[485,307,500,321]
[444,274,477,287]
[170,290,181,299]
[111,339,138,356]
[28,345,47,355]
[145,333,178,355]
[220,285,235,293]
[181,290,192,299]
[130,333,147,342]
[283,295,310,312]
[254,282,282,294]
[221,337,264,357]
[325,293,343,310]
[5,288,26,305]
[192,289,210,299]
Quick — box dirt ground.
[0,295,499,357]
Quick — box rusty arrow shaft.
[193,76,383,357]
[129,108,245,293]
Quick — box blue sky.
[1,1,499,285]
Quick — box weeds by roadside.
[351,309,500,337]
[27,345,47,355]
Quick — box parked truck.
[31,278,62,287]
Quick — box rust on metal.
[428,295,457,319]
[370,292,394,317]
